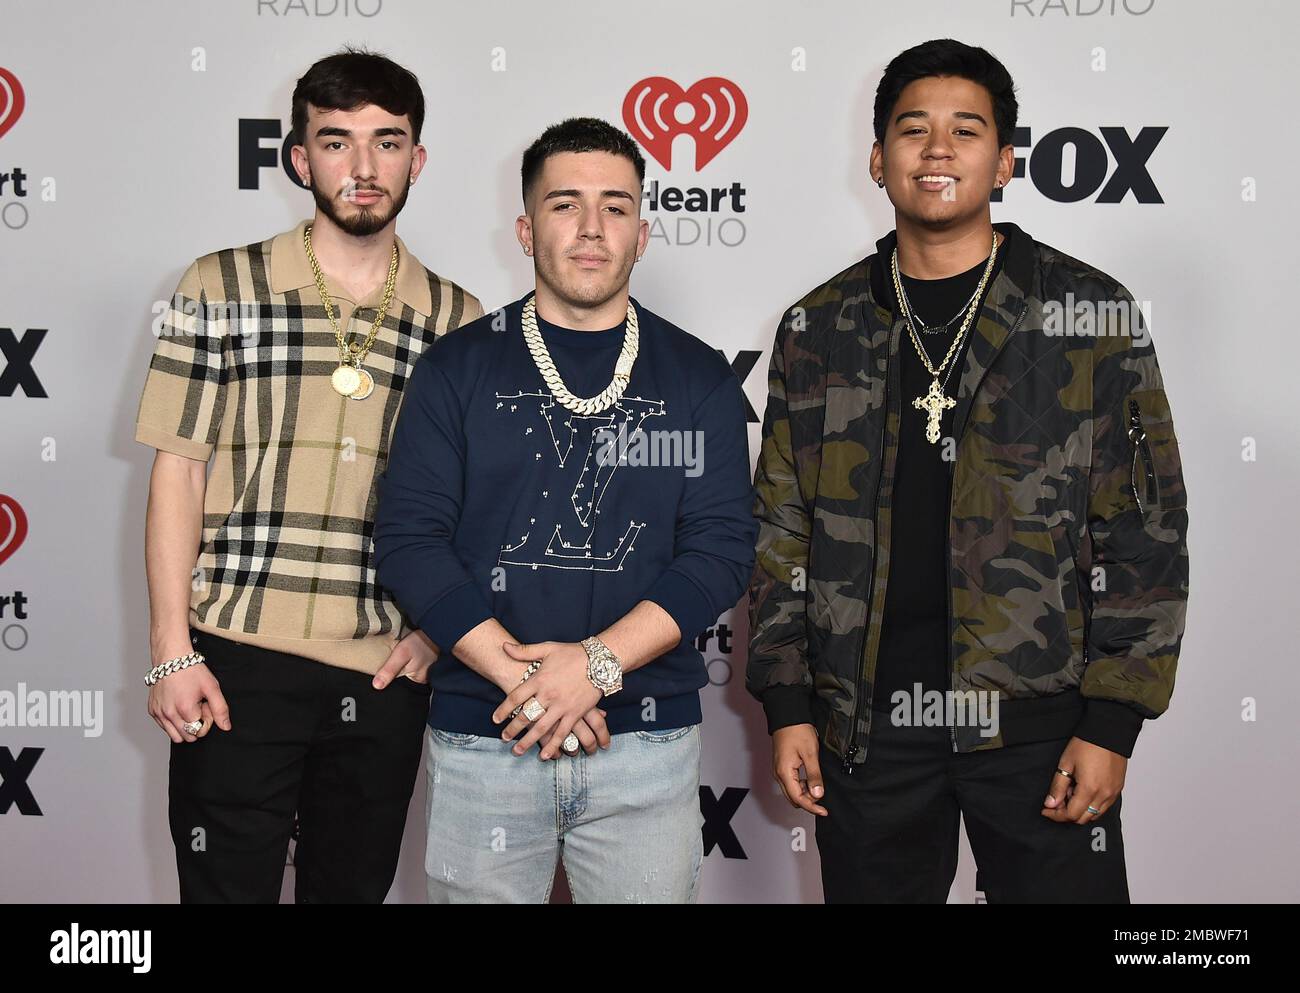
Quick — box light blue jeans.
[423,723,704,903]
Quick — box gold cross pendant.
[913,377,956,444]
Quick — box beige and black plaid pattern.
[135,221,483,673]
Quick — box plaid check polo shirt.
[135,219,483,673]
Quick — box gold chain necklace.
[521,294,639,414]
[890,231,1000,444]
[303,224,399,400]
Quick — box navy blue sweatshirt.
[373,292,757,736]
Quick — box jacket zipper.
[842,343,890,774]
[943,302,1028,753]
[1128,398,1159,513]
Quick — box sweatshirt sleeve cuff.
[644,571,716,648]
[416,582,494,656]
[1073,699,1145,758]
[761,684,816,735]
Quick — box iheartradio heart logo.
[623,76,748,171]
[0,67,25,141]
[0,494,28,566]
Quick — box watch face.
[592,655,620,688]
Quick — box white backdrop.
[2,0,1297,903]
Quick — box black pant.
[168,629,431,903]
[815,716,1129,903]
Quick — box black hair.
[873,39,1018,148]
[520,117,646,205]
[291,47,425,145]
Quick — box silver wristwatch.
[580,636,623,697]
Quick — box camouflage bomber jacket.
[746,221,1189,767]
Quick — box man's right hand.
[492,657,607,759]
[147,662,231,744]
[773,723,828,816]
[545,708,610,758]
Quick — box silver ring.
[522,697,545,722]
[1086,805,1102,815]
[561,732,580,755]
[510,663,544,720]
[182,719,204,736]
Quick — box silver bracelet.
[145,651,206,687]
[509,661,544,718]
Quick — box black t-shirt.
[871,231,1009,713]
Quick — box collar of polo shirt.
[269,219,434,316]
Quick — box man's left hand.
[372,629,439,689]
[1041,736,1127,824]
[493,641,604,759]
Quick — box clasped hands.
[376,628,612,761]
[491,640,611,761]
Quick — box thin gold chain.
[891,231,999,381]
[303,224,399,367]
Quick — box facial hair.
[533,244,635,314]
[310,165,412,237]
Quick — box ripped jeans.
[422,723,704,903]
